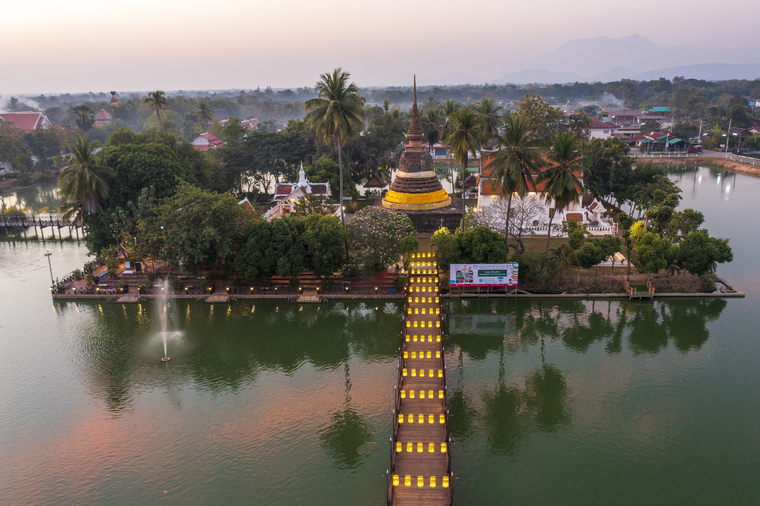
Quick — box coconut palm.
[483,115,544,252]
[196,100,214,131]
[474,97,503,145]
[540,131,584,253]
[442,99,460,121]
[441,107,483,227]
[421,108,442,151]
[58,136,114,225]
[70,104,95,132]
[144,90,168,125]
[304,68,366,229]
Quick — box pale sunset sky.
[1,0,758,94]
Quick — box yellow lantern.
[398,414,404,423]
[441,442,447,453]
[419,390,425,399]
[393,475,399,486]
[439,414,445,424]
[442,476,449,488]
[428,369,434,378]
[428,335,433,343]
[396,441,402,452]
[414,308,419,314]
[430,476,436,488]
[401,390,406,399]
[405,475,412,487]
[408,414,414,423]
[428,414,434,424]
[436,351,440,358]
[417,475,424,487]
[438,390,444,399]
[407,442,413,452]
[421,308,426,314]
[438,369,443,378]
[428,390,434,399]
[413,321,418,327]
[405,335,410,342]
[414,297,419,303]
[436,321,440,328]
[417,442,423,453]
[411,351,416,359]
[413,335,418,342]
[406,320,410,328]
[418,414,424,423]
[411,369,416,377]
[408,308,412,315]
[402,368,407,377]
[403,351,408,359]
[426,351,431,359]
[409,390,415,399]
[436,308,440,315]
[437,335,441,342]
[408,296,412,303]
[428,442,435,453]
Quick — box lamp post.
[44,251,54,286]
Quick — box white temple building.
[264,163,339,220]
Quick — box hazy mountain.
[505,34,760,79]
[492,68,585,85]
[418,72,485,86]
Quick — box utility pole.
[725,118,732,152]
[44,251,54,286]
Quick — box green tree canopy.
[348,206,416,274]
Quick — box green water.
[1,167,759,505]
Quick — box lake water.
[1,167,759,505]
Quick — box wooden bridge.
[0,216,84,240]
[388,252,452,506]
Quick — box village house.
[0,111,50,133]
[588,118,620,139]
[191,132,223,151]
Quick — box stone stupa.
[383,77,451,211]
[381,77,461,232]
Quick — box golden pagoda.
[382,77,451,211]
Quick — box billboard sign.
[449,263,518,287]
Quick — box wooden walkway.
[388,252,452,506]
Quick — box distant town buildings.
[94,109,112,128]
[191,132,223,151]
[264,163,336,220]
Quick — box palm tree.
[441,107,482,227]
[196,100,214,131]
[442,99,460,121]
[144,90,168,125]
[58,136,114,225]
[304,68,366,230]
[483,115,544,252]
[70,104,95,132]
[421,109,442,151]
[474,97,503,145]
[540,132,584,253]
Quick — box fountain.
[159,277,171,361]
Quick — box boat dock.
[388,252,452,506]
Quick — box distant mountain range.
[422,35,760,85]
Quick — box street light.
[44,251,54,286]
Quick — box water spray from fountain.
[160,277,171,361]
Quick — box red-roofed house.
[240,118,258,131]
[0,112,50,133]
[94,109,112,128]
[265,163,337,220]
[191,132,224,151]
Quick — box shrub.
[138,282,154,293]
[84,273,94,285]
[72,269,83,281]
[169,278,184,290]
[116,280,128,289]
[289,276,301,289]
[106,269,117,278]
[319,276,335,289]
[206,272,226,281]
[146,271,158,282]
[394,276,407,290]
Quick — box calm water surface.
[1,167,759,505]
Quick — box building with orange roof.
[0,112,50,133]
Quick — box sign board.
[449,263,518,287]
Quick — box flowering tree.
[348,207,416,274]
[474,195,546,254]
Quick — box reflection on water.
[1,180,61,213]
[445,297,727,458]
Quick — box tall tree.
[441,107,483,227]
[540,132,584,253]
[196,100,214,131]
[304,68,366,261]
[58,136,114,225]
[474,97,503,145]
[421,108,442,150]
[483,115,544,252]
[144,90,168,125]
[70,104,95,132]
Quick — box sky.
[1,0,759,95]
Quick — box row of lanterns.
[407,307,440,315]
[398,413,446,424]
[395,442,448,453]
[406,320,440,327]
[411,252,435,258]
[400,389,444,399]
[393,475,450,488]
[406,335,441,343]
[411,286,438,293]
[403,368,443,378]
[403,350,441,359]
[408,296,439,303]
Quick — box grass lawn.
[517,236,568,253]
